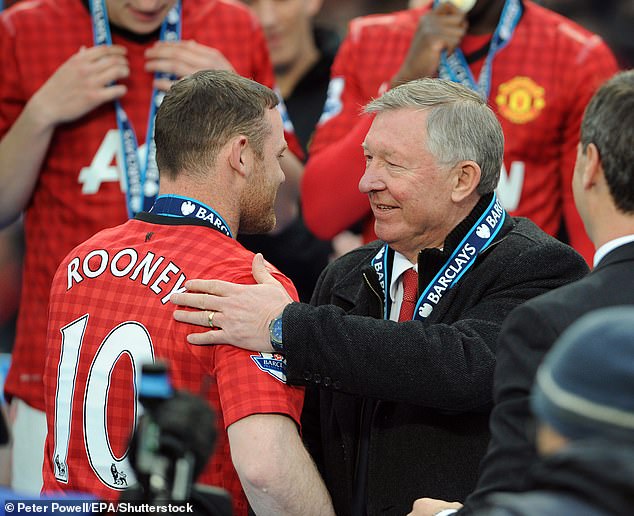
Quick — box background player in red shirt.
[236,0,340,303]
[0,0,302,494]
[42,70,334,515]
[301,0,618,263]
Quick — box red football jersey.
[0,0,290,411]
[301,1,618,262]
[42,215,303,515]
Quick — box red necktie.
[398,268,419,322]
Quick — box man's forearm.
[0,100,56,227]
[240,435,334,516]
[229,413,334,515]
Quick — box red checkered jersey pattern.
[301,1,618,260]
[0,0,292,410]
[41,217,302,515]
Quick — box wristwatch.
[268,314,284,353]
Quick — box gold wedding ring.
[208,310,218,329]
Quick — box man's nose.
[256,0,278,29]
[359,163,385,194]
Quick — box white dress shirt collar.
[593,234,634,267]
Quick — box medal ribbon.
[371,193,506,320]
[433,0,523,99]
[149,195,233,239]
[89,0,182,218]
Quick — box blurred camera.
[120,361,232,515]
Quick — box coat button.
[313,373,321,384]
[333,380,341,390]
[303,371,312,381]
[323,377,332,387]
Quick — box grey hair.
[364,78,504,194]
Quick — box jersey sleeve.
[203,267,303,429]
[559,36,619,263]
[301,29,374,239]
[215,345,304,429]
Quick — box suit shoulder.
[506,217,579,254]
[526,262,623,306]
[488,217,588,283]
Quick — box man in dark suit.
[170,78,587,515]
[410,69,634,515]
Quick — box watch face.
[270,316,284,353]
[271,316,283,342]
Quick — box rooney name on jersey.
[66,248,187,304]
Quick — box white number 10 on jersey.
[53,314,155,490]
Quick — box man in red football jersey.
[301,0,618,262]
[0,0,302,493]
[42,70,334,515]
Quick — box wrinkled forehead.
[364,108,430,149]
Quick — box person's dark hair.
[581,70,634,213]
[155,70,279,180]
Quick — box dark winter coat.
[282,194,588,515]
[463,240,634,512]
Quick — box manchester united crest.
[495,76,546,124]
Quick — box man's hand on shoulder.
[171,254,294,351]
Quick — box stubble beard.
[239,179,278,235]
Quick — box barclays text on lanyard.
[433,0,523,99]
[149,195,233,239]
[89,0,182,218]
[372,194,506,321]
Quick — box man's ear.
[228,135,249,179]
[580,142,602,190]
[451,160,481,203]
